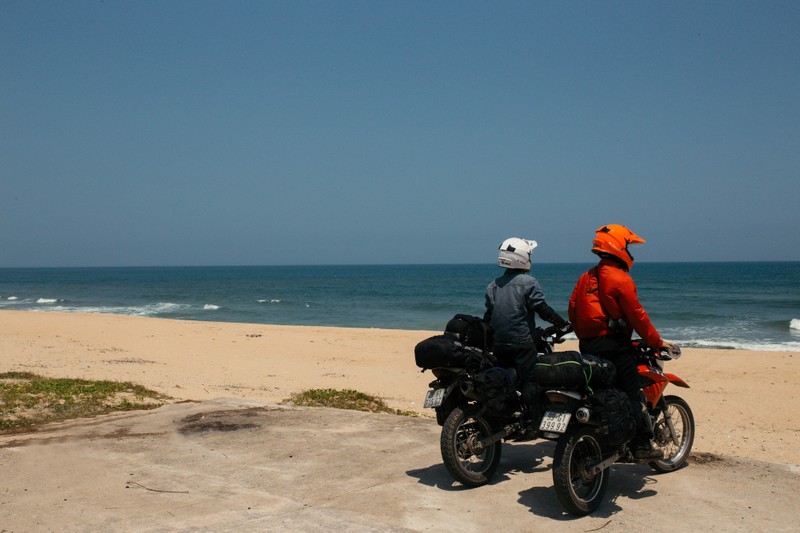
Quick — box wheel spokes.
[454,417,493,472]
[569,436,604,502]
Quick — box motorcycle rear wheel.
[650,395,695,473]
[552,426,609,515]
[440,405,502,487]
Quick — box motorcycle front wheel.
[650,395,695,473]
[440,405,502,487]
[552,426,609,515]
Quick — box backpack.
[444,314,494,352]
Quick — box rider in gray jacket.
[486,269,567,346]
[484,238,569,429]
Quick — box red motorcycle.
[540,341,694,515]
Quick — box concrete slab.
[1,399,798,532]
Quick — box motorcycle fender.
[665,373,690,388]
[433,381,464,425]
[442,381,465,407]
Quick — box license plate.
[539,411,571,433]
[423,388,445,408]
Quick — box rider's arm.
[613,272,662,348]
[483,284,495,323]
[568,283,578,325]
[526,277,569,328]
[536,301,569,329]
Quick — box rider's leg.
[580,336,663,460]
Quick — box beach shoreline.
[2,309,798,465]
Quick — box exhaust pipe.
[576,407,592,423]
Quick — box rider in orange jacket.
[568,224,674,460]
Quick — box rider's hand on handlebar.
[660,340,681,359]
[550,322,572,343]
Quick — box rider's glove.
[660,340,681,358]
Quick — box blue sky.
[2,1,798,267]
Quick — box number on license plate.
[539,411,571,433]
[423,388,445,408]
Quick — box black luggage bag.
[414,335,493,371]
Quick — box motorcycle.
[417,321,694,513]
[542,340,694,515]
[417,324,570,487]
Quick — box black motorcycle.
[415,320,571,487]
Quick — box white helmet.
[498,238,538,270]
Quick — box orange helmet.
[591,224,645,270]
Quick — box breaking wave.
[678,338,800,352]
[30,302,192,317]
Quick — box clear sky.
[2,1,798,267]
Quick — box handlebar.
[534,327,681,361]
[633,339,682,360]
[537,324,573,345]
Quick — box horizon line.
[2,259,799,270]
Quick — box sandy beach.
[2,310,800,531]
[2,310,798,466]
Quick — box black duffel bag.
[444,314,494,352]
[581,354,616,389]
[533,351,585,387]
[414,335,493,371]
[533,351,616,390]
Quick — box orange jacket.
[568,258,662,347]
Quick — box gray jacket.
[484,269,566,346]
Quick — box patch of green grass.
[281,388,417,416]
[0,371,171,432]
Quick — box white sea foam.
[30,302,191,317]
[790,319,800,331]
[681,338,800,352]
[203,304,220,311]
[120,302,189,315]
[7,296,18,301]
[258,299,281,304]
[36,298,60,304]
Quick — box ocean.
[1,262,799,352]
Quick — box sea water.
[1,262,798,352]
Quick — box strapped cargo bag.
[473,367,519,416]
[581,353,616,390]
[444,314,494,352]
[533,351,585,388]
[533,351,616,392]
[591,388,636,446]
[414,335,495,371]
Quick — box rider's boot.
[511,411,538,441]
[632,397,663,460]
[632,438,664,461]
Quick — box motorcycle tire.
[649,395,695,473]
[440,405,502,487]
[552,426,609,515]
